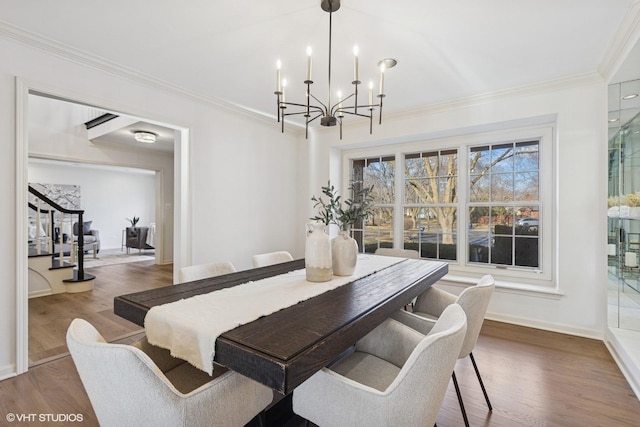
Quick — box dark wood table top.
[114,257,448,394]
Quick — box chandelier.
[274,0,396,139]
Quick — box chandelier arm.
[283,110,322,118]
[330,93,356,116]
[308,93,328,115]
[338,101,379,112]
[281,101,324,113]
[306,112,324,124]
[338,110,372,119]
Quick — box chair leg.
[469,352,493,411]
[451,371,470,427]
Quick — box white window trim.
[342,122,557,289]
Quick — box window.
[468,141,540,268]
[404,150,458,260]
[345,125,553,286]
[350,156,395,253]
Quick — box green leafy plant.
[311,181,374,231]
[126,216,140,227]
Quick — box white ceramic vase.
[305,222,333,282]
[332,230,358,276]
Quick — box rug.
[83,248,155,268]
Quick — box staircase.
[28,185,95,298]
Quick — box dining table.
[114,256,448,395]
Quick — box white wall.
[28,161,156,250]
[307,75,607,339]
[0,35,301,379]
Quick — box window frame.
[342,123,555,287]
[403,149,459,262]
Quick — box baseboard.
[0,364,17,381]
[28,289,52,299]
[485,312,603,340]
[605,328,640,400]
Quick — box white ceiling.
[28,94,176,153]
[1,0,637,132]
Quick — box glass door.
[608,78,640,332]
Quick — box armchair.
[73,221,100,255]
[392,274,495,426]
[178,261,237,283]
[66,318,273,427]
[252,251,294,268]
[293,304,467,427]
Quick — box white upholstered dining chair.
[292,304,467,427]
[66,318,272,427]
[392,274,495,427]
[251,250,293,268]
[374,247,420,259]
[178,261,236,283]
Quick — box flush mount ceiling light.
[622,94,639,100]
[274,0,396,139]
[134,131,157,144]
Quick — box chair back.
[455,274,495,357]
[251,251,293,268]
[66,318,185,426]
[178,261,236,283]
[374,248,420,259]
[388,304,467,426]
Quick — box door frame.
[14,78,191,374]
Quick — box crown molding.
[599,0,640,81]
[363,72,604,125]
[0,20,277,125]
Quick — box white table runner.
[144,254,404,374]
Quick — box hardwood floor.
[7,262,640,426]
[28,260,173,364]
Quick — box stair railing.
[28,185,89,280]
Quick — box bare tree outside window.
[349,138,540,269]
[351,157,395,253]
[404,150,458,260]
[469,141,540,268]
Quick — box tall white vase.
[305,222,333,282]
[332,230,358,276]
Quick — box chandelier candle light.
[274,0,396,139]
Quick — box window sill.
[439,273,564,299]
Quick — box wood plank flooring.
[28,260,173,364]
[6,261,640,426]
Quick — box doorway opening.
[16,86,190,372]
